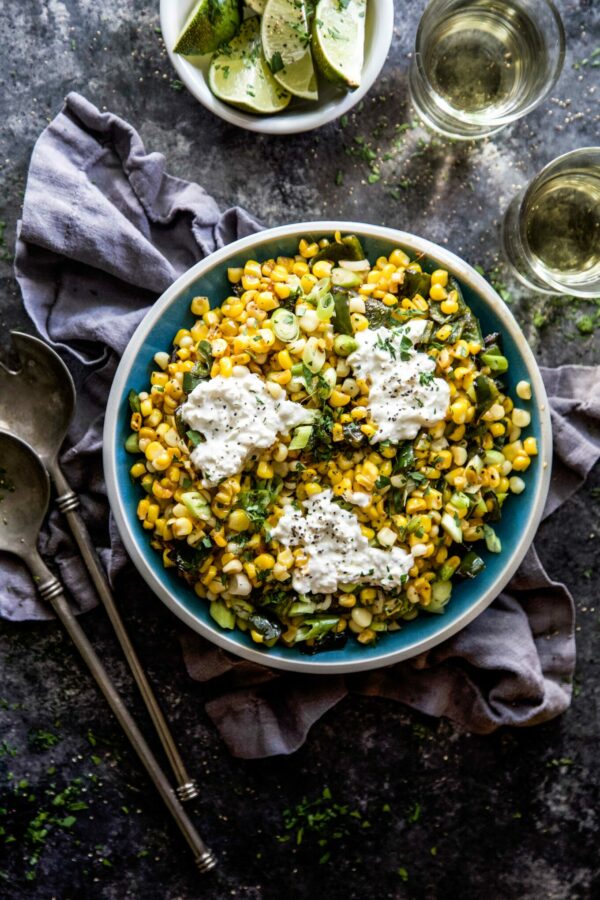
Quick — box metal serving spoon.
[0,332,198,802]
[0,430,216,872]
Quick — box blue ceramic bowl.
[104,222,552,673]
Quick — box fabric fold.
[6,92,599,757]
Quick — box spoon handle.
[28,552,216,874]
[50,461,199,803]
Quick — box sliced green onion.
[125,433,139,453]
[438,557,460,581]
[428,581,452,613]
[302,336,326,373]
[181,491,212,521]
[306,277,331,305]
[458,551,486,578]
[331,267,362,288]
[481,352,509,373]
[441,512,463,543]
[271,308,299,342]
[484,524,502,553]
[316,292,335,320]
[289,425,313,450]
[449,491,470,512]
[210,601,236,630]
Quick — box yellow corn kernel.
[244,260,262,278]
[269,370,292,386]
[146,503,160,524]
[292,260,309,276]
[256,291,278,311]
[256,460,274,480]
[139,397,153,418]
[144,441,164,462]
[301,273,317,293]
[523,437,538,456]
[351,313,369,332]
[274,282,292,300]
[304,482,323,497]
[450,397,470,425]
[351,406,368,420]
[130,462,146,479]
[171,517,192,538]
[360,423,377,439]
[503,441,524,461]
[312,260,333,279]
[299,239,319,259]
[406,497,427,513]
[222,299,244,319]
[254,553,275,571]
[332,423,344,441]
[435,324,452,342]
[137,497,150,520]
[190,296,210,316]
[152,451,172,472]
[490,422,505,438]
[516,380,532,401]
[360,525,375,540]
[440,297,459,315]
[431,269,449,288]
[218,357,233,378]
[227,267,243,284]
[338,593,357,608]
[277,349,293,370]
[511,453,531,472]
[430,283,448,302]
[389,248,411,267]
[330,390,351,408]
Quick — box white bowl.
[159,0,395,134]
[104,221,552,675]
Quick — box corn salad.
[125,234,536,653]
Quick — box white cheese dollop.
[347,320,450,442]
[180,370,311,487]
[271,489,414,595]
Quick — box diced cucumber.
[210,601,236,630]
[125,433,139,453]
[331,267,362,288]
[484,524,502,553]
[181,491,212,521]
[428,581,452,613]
[289,425,313,450]
[441,512,463,543]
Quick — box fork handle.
[50,460,198,803]
[26,552,216,873]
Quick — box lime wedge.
[245,0,267,13]
[209,17,292,114]
[261,0,318,101]
[312,0,366,89]
[173,0,241,56]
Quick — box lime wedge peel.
[174,0,241,56]
[312,0,367,89]
[209,17,292,115]
[261,0,319,101]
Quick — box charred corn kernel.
[406,497,427,513]
[210,529,227,548]
[150,371,168,388]
[516,380,532,400]
[435,325,453,343]
[431,269,449,287]
[435,450,453,469]
[511,454,531,472]
[338,593,357,608]
[330,390,351,407]
[256,460,274,480]
[130,412,142,431]
[523,437,538,455]
[430,283,448,301]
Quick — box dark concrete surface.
[1,1,599,898]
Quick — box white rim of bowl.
[104,221,553,674]
[159,0,395,135]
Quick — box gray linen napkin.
[7,92,600,758]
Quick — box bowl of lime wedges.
[159,0,394,134]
